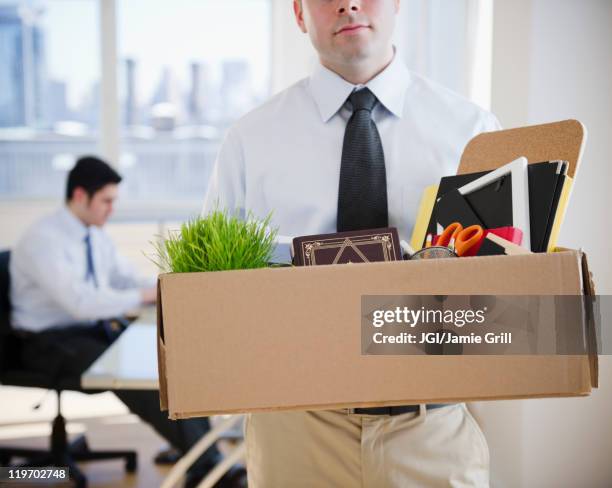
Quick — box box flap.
[156,277,169,411]
[580,251,597,296]
[459,119,586,178]
[580,252,599,388]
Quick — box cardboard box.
[157,250,597,418]
[157,120,598,419]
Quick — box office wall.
[492,0,612,294]
[478,1,612,486]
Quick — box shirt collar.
[308,50,411,123]
[57,205,90,241]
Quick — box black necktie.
[337,87,388,232]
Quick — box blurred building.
[124,58,138,127]
[0,4,46,128]
[188,62,204,124]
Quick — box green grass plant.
[152,209,277,273]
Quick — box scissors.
[437,222,484,257]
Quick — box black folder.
[427,161,567,252]
[528,161,567,252]
[431,188,484,230]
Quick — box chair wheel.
[125,453,137,473]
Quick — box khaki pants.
[245,404,489,487]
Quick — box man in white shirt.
[10,157,237,487]
[203,0,500,486]
[11,162,156,332]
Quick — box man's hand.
[140,286,157,305]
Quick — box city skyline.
[0,0,272,132]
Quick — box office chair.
[0,250,137,488]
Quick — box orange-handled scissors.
[437,222,485,257]
[437,222,463,248]
[454,225,484,256]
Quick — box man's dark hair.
[65,156,122,202]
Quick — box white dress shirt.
[203,54,501,243]
[10,206,150,332]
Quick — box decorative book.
[292,227,402,266]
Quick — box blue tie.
[85,231,123,340]
[84,231,98,288]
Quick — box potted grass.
[153,209,278,273]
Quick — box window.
[0,0,100,199]
[116,0,272,204]
[395,0,493,109]
[0,0,272,215]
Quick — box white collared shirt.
[203,54,501,244]
[10,206,150,332]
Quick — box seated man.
[10,156,244,488]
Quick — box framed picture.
[458,157,531,250]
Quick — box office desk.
[82,322,158,390]
[81,316,245,488]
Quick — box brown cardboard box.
[157,120,598,419]
[157,250,597,418]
